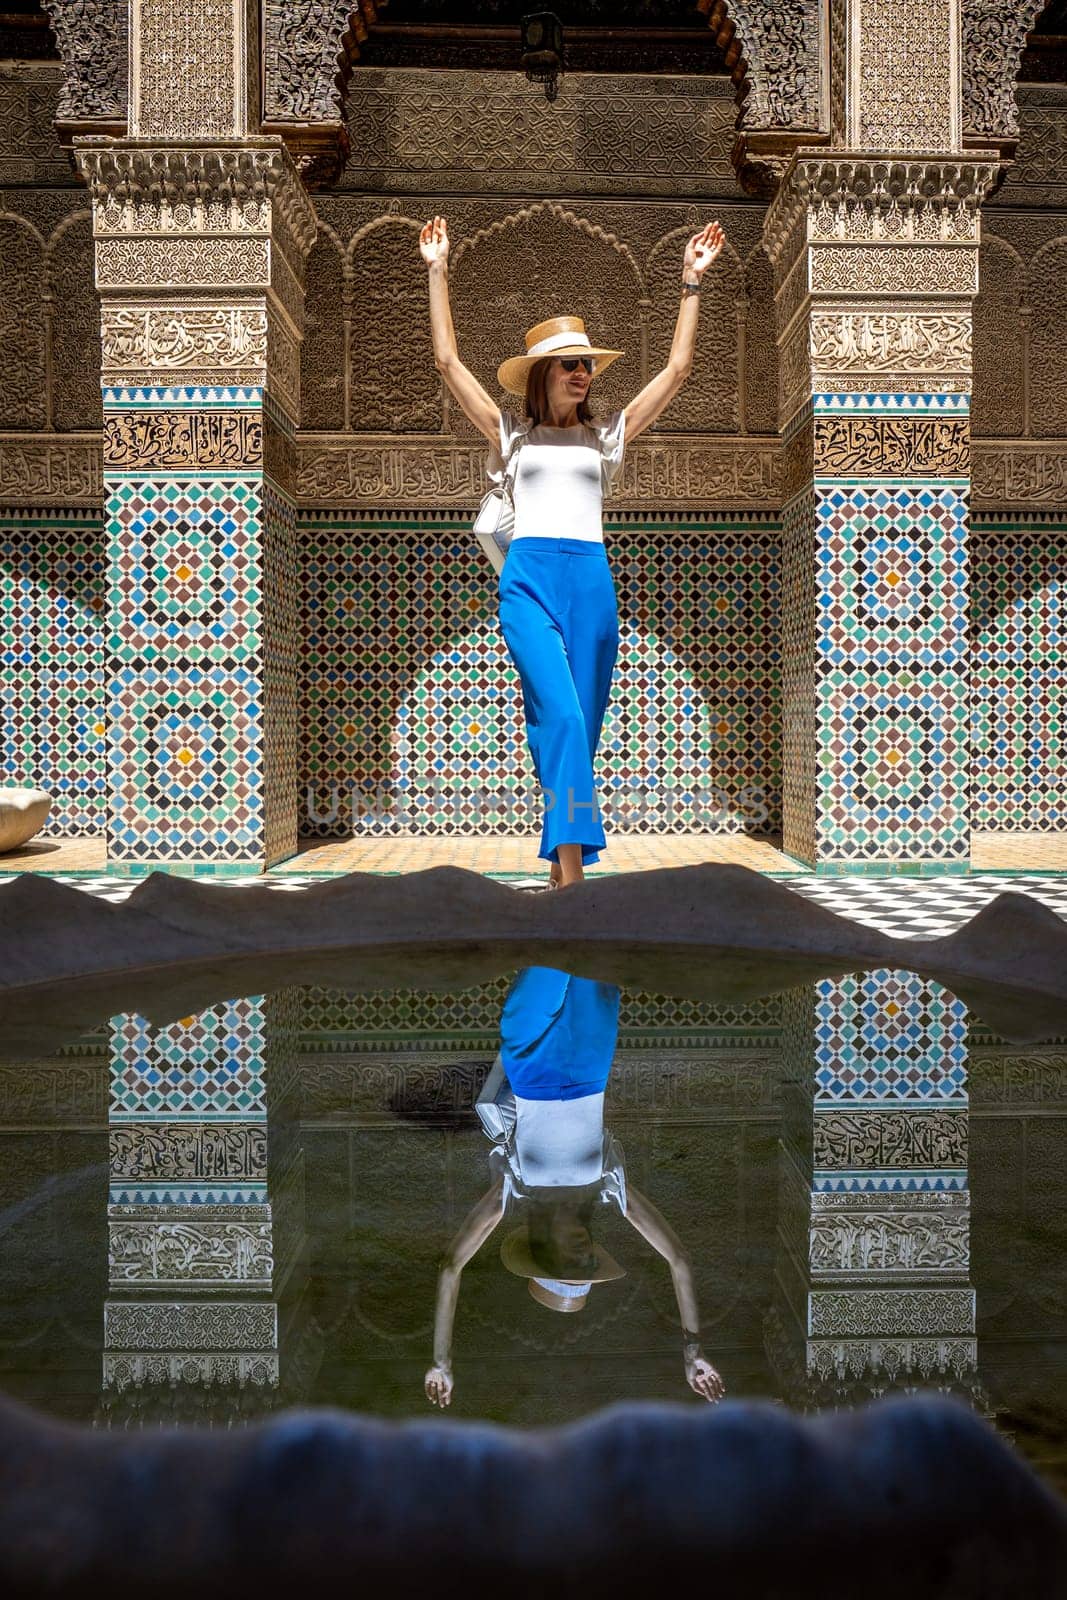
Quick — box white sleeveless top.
[495,409,627,544]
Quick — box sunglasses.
[556,356,596,374]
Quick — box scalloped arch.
[454,202,645,298]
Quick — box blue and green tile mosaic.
[0,511,106,835]
[297,512,782,840]
[972,514,1064,832]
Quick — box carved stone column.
[73,2,317,869]
[765,973,983,1411]
[763,0,1000,869]
[102,993,314,1421]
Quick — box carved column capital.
[764,151,1002,272]
[73,138,319,261]
[75,138,315,427]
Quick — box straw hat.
[497,315,624,397]
[500,1225,625,1315]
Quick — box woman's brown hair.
[524,357,595,427]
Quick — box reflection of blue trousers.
[501,965,622,1100]
[499,538,619,865]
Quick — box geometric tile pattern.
[261,478,300,867]
[0,511,106,835]
[971,515,1065,832]
[109,1000,268,1120]
[298,981,780,1051]
[782,393,972,867]
[101,368,302,868]
[297,513,782,840]
[106,469,273,862]
[812,971,969,1102]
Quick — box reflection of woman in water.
[424,966,725,1408]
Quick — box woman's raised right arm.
[420,215,501,447]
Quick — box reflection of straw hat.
[497,316,625,397]
[500,1226,625,1315]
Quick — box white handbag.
[473,426,525,574]
[475,1052,517,1144]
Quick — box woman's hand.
[685,1350,726,1403]
[420,215,450,268]
[683,221,725,281]
[424,1363,454,1407]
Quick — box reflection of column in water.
[100,992,312,1421]
[766,970,985,1410]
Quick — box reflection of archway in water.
[299,523,782,840]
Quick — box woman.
[423,964,726,1410]
[419,215,726,887]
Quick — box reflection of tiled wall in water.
[104,994,308,1405]
[297,983,783,1052]
[811,971,969,1103]
[770,976,978,1407]
[971,515,1065,832]
[0,512,106,835]
[298,514,782,840]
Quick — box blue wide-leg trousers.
[498,537,619,865]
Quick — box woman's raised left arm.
[622,221,726,444]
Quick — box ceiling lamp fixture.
[521,11,564,103]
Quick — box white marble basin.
[0,788,52,853]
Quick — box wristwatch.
[682,279,701,293]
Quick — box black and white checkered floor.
[1,870,1065,940]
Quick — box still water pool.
[0,964,1063,1493]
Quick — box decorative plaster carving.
[42,0,128,127]
[75,143,319,259]
[853,0,958,152]
[809,245,978,297]
[95,237,271,289]
[808,1287,975,1337]
[809,1211,970,1274]
[971,441,1067,505]
[295,435,783,509]
[806,1336,978,1381]
[104,1300,277,1350]
[813,1108,967,1169]
[100,305,269,373]
[109,1123,268,1180]
[0,1058,107,1122]
[962,1,1047,144]
[103,1351,279,1389]
[0,434,102,504]
[109,1218,273,1284]
[814,416,971,476]
[268,311,302,422]
[764,157,999,268]
[133,0,240,140]
[809,309,973,377]
[103,411,264,469]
